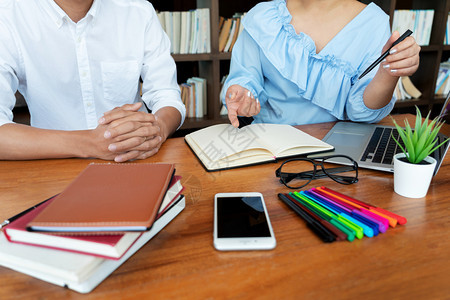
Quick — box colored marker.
[298,191,364,240]
[316,187,392,229]
[319,186,407,225]
[293,191,364,240]
[283,193,347,241]
[289,192,355,242]
[306,190,375,237]
[312,188,386,234]
[278,193,336,243]
[302,190,373,238]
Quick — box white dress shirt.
[0,0,185,130]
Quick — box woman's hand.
[380,31,421,77]
[225,84,261,128]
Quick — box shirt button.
[82,71,87,77]
[87,102,92,107]
[77,37,82,43]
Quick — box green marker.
[289,192,355,242]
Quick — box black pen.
[358,29,413,80]
[278,193,335,243]
[0,195,57,229]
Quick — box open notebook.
[185,123,334,171]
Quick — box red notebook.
[27,163,175,234]
[3,199,140,260]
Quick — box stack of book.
[394,76,422,101]
[157,8,211,54]
[435,59,450,95]
[0,163,185,293]
[218,13,246,52]
[392,9,434,46]
[180,77,207,118]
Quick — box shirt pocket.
[101,60,140,104]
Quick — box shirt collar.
[40,0,100,28]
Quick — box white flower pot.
[393,153,437,198]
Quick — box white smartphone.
[213,192,276,251]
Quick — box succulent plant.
[391,106,449,164]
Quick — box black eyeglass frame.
[275,155,359,189]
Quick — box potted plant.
[391,106,449,198]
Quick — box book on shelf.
[436,60,450,95]
[223,18,237,52]
[218,17,232,52]
[0,195,186,294]
[445,13,450,45]
[392,9,434,46]
[163,11,174,53]
[3,176,183,260]
[184,123,334,171]
[157,8,210,54]
[172,11,181,54]
[27,163,176,234]
[395,76,422,101]
[180,77,207,118]
[218,13,246,53]
[179,11,190,54]
[219,75,229,116]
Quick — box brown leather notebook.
[27,163,175,234]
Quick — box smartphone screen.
[214,193,276,251]
[216,196,271,238]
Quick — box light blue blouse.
[221,0,395,125]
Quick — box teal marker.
[302,190,374,238]
[289,192,355,242]
[298,191,364,239]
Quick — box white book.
[238,13,246,36]
[197,8,210,53]
[164,11,173,53]
[188,77,207,117]
[186,79,198,118]
[397,78,411,100]
[179,11,188,54]
[423,10,434,46]
[157,12,165,31]
[203,8,211,53]
[0,196,186,294]
[223,19,237,53]
[189,10,198,54]
[172,11,181,54]
[184,11,192,54]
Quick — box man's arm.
[0,122,115,160]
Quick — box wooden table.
[1,115,449,300]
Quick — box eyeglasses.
[275,155,358,189]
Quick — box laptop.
[308,92,450,175]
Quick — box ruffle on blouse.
[242,0,362,114]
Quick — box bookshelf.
[12,0,450,129]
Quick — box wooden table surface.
[0,115,449,300]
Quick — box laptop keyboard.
[361,127,404,165]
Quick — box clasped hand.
[93,102,163,162]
